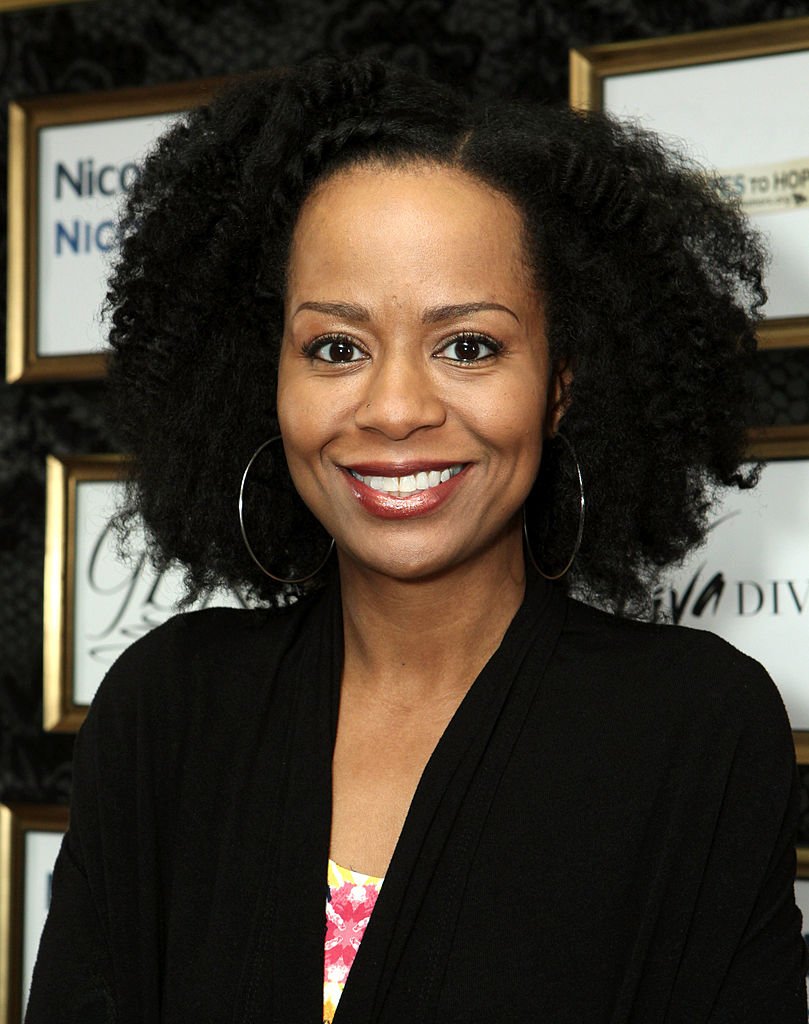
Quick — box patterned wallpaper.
[1,0,808,834]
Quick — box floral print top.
[324,858,384,1023]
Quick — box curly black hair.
[105,55,766,616]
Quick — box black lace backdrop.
[1,0,809,842]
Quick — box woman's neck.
[337,544,527,710]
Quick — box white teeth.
[349,464,464,495]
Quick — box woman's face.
[277,162,564,582]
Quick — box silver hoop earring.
[523,432,585,581]
[238,435,334,585]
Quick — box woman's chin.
[337,545,470,584]
[334,533,519,586]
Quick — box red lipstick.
[340,464,471,519]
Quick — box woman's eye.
[437,333,501,363]
[308,336,365,363]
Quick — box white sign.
[655,459,809,729]
[604,49,809,320]
[21,830,64,1022]
[73,478,248,706]
[37,113,178,357]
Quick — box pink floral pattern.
[324,860,384,1021]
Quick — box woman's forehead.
[296,160,522,231]
[286,162,535,305]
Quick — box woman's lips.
[340,463,471,519]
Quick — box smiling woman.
[25,57,807,1023]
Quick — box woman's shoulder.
[108,597,308,668]
[559,595,789,737]
[86,592,320,727]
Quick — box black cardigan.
[26,571,808,1022]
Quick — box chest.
[329,695,459,877]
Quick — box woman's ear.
[545,358,574,437]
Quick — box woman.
[27,57,807,1022]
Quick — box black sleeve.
[24,822,117,1024]
[703,661,808,1023]
[706,766,808,1022]
[23,614,168,1024]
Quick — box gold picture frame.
[43,453,129,731]
[43,452,251,731]
[0,0,94,9]
[747,423,809,462]
[570,17,809,351]
[798,839,809,879]
[0,803,69,1024]
[6,77,225,383]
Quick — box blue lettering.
[55,161,83,199]
[55,220,80,254]
[55,218,118,255]
[54,158,141,200]
[98,164,118,195]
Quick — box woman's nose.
[354,354,446,440]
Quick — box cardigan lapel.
[234,575,343,1024]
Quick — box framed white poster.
[654,434,809,758]
[0,803,68,1024]
[6,78,225,383]
[43,454,252,731]
[570,17,809,350]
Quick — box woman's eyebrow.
[422,302,520,324]
[293,301,371,321]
